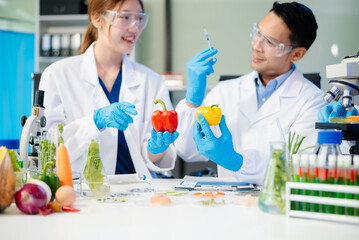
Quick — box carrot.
[56,144,73,187]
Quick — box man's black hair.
[270,1,318,50]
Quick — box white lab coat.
[175,68,326,185]
[39,43,176,180]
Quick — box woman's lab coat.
[39,43,176,180]
[175,68,326,184]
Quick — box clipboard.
[175,176,257,191]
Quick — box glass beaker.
[82,139,110,197]
[38,131,57,171]
[259,141,291,214]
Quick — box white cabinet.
[35,0,89,72]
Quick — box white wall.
[0,0,36,32]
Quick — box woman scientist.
[39,0,179,179]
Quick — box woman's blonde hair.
[79,0,144,54]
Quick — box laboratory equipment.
[101,11,149,30]
[20,90,46,170]
[250,23,295,57]
[259,142,291,214]
[317,130,342,159]
[316,53,359,153]
[204,28,212,49]
[324,52,359,110]
[82,139,110,197]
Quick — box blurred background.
[1,0,359,141]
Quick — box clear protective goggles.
[101,10,149,31]
[250,23,296,57]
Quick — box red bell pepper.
[152,99,178,133]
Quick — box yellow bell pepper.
[196,104,222,126]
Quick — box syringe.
[203,28,212,49]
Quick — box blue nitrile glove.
[193,114,243,171]
[318,101,358,123]
[94,102,138,130]
[148,129,179,154]
[186,48,218,106]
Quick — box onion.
[27,178,52,204]
[15,183,48,214]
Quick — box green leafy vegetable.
[259,146,291,214]
[287,131,315,173]
[83,139,105,194]
[7,149,21,172]
[39,139,56,171]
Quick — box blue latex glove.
[193,114,243,171]
[185,48,218,106]
[318,101,358,123]
[148,129,179,154]
[94,102,138,130]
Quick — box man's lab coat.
[175,68,326,184]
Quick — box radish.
[15,183,47,214]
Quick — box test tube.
[336,155,345,215]
[327,154,337,214]
[353,155,359,216]
[291,154,300,211]
[354,155,359,186]
[318,155,328,213]
[300,154,310,211]
[292,154,300,182]
[309,154,319,212]
[344,155,354,216]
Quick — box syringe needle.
[204,28,212,49]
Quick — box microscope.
[324,52,359,110]
[316,52,359,154]
[20,90,46,170]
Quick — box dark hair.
[270,1,317,50]
[79,0,144,54]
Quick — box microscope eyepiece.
[34,90,45,108]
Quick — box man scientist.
[175,1,327,184]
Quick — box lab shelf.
[286,182,359,224]
[35,0,89,72]
[39,14,88,22]
[38,56,67,63]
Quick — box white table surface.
[1,179,358,240]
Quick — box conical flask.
[82,139,110,197]
[258,141,291,214]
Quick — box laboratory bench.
[1,179,358,240]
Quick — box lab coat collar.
[82,43,139,105]
[255,68,304,123]
[82,43,141,88]
[236,71,258,121]
[237,68,304,125]
[82,43,99,87]
[122,54,141,88]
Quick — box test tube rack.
[286,182,359,224]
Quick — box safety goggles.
[101,10,149,31]
[250,23,296,57]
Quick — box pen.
[204,28,212,49]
